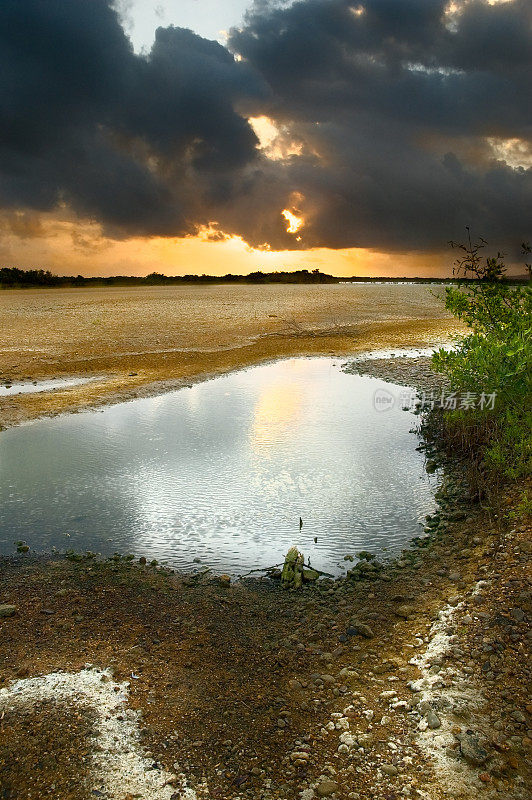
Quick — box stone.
[218,574,231,588]
[0,604,16,618]
[315,779,338,797]
[381,764,399,776]
[356,551,375,561]
[281,546,304,589]
[459,732,489,765]
[395,605,414,619]
[348,620,374,638]
[426,710,441,729]
[302,569,319,582]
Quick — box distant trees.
[0,267,61,287]
[0,267,339,288]
[1,264,529,289]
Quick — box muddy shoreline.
[0,316,460,431]
[0,353,529,799]
[0,281,465,430]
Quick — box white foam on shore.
[0,667,196,800]
[409,583,494,798]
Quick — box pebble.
[381,764,399,776]
[315,779,338,797]
[395,605,414,619]
[459,732,489,765]
[426,709,441,729]
[0,604,16,618]
[348,620,374,638]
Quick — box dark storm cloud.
[227,0,532,250]
[0,0,531,251]
[0,0,267,236]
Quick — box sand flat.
[0,283,464,427]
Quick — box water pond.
[0,358,438,575]
[0,376,97,397]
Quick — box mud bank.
[0,358,529,800]
[0,283,465,429]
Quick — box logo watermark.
[373,387,396,412]
[373,389,497,413]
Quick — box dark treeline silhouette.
[1,266,527,289]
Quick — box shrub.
[431,232,531,504]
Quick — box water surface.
[0,377,96,397]
[0,358,437,575]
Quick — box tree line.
[1,266,527,289]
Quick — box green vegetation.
[431,233,531,507]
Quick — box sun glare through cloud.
[282,209,304,235]
[1,0,530,273]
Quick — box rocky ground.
[0,356,529,800]
[343,355,449,395]
[0,480,530,800]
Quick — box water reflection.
[251,361,306,449]
[0,358,438,575]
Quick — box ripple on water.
[0,358,438,575]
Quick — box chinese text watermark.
[373,389,497,413]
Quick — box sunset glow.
[282,210,304,235]
[1,0,529,278]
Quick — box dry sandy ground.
[0,283,464,428]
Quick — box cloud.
[0,0,268,238]
[0,0,530,253]
[228,0,532,250]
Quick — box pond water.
[0,376,96,397]
[0,358,438,576]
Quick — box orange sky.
[1,113,527,280]
[1,209,454,278]
[2,3,529,281]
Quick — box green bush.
[431,233,531,498]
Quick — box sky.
[0,0,530,277]
[117,1,256,51]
